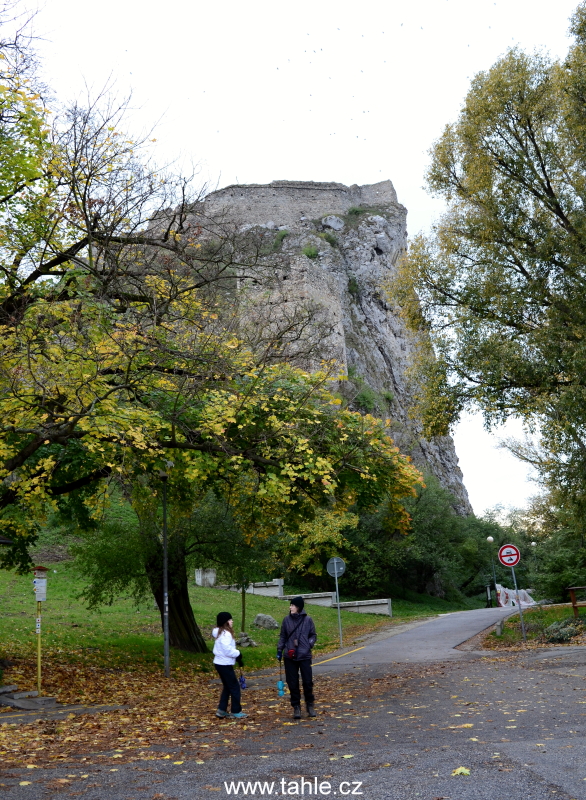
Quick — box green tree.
[394,3,586,512]
[69,490,269,652]
[0,24,425,654]
[65,369,424,653]
[342,475,504,601]
[504,493,586,600]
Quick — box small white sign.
[35,617,41,634]
[33,578,47,601]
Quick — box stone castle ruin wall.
[203,180,472,514]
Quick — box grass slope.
[0,563,483,674]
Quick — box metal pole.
[491,555,498,605]
[511,566,526,642]
[162,475,170,678]
[36,600,42,695]
[334,570,343,648]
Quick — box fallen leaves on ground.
[0,654,437,768]
[451,767,470,776]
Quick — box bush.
[273,230,289,250]
[302,244,319,259]
[544,616,584,643]
[354,386,379,413]
[319,231,338,247]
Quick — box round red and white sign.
[498,543,521,567]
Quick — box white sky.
[33,0,576,515]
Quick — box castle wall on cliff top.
[204,180,472,515]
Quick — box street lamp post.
[159,465,173,679]
[487,536,498,606]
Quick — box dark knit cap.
[290,596,305,612]
[216,611,233,627]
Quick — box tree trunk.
[145,540,208,653]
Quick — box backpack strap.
[284,616,305,648]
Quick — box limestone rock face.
[204,180,472,515]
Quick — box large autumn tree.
[394,2,586,518]
[0,27,424,651]
[0,72,326,564]
[68,366,423,652]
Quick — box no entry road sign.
[498,543,521,567]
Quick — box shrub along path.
[483,606,586,651]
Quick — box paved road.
[315,607,514,669]
[2,608,586,800]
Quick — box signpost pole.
[33,567,48,696]
[491,555,498,601]
[162,474,170,679]
[327,557,346,650]
[36,599,42,695]
[511,566,527,642]
[334,570,343,649]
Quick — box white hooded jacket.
[212,627,241,665]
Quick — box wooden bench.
[567,586,586,619]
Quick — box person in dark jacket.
[277,596,317,719]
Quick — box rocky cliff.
[204,180,472,514]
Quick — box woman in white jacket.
[212,612,247,719]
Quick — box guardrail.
[208,575,392,616]
[333,599,392,616]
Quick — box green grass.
[390,592,484,618]
[0,567,391,673]
[318,231,338,247]
[273,229,289,250]
[341,206,388,229]
[0,564,485,674]
[302,244,319,259]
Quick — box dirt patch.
[132,624,163,636]
[29,546,71,564]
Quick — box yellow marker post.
[33,566,48,697]
[36,600,42,695]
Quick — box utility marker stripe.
[313,647,365,665]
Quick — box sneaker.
[306,704,316,718]
[293,705,302,719]
[230,712,248,719]
[216,709,229,718]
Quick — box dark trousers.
[284,657,314,707]
[215,664,242,713]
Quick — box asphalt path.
[314,607,515,669]
[2,608,586,800]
